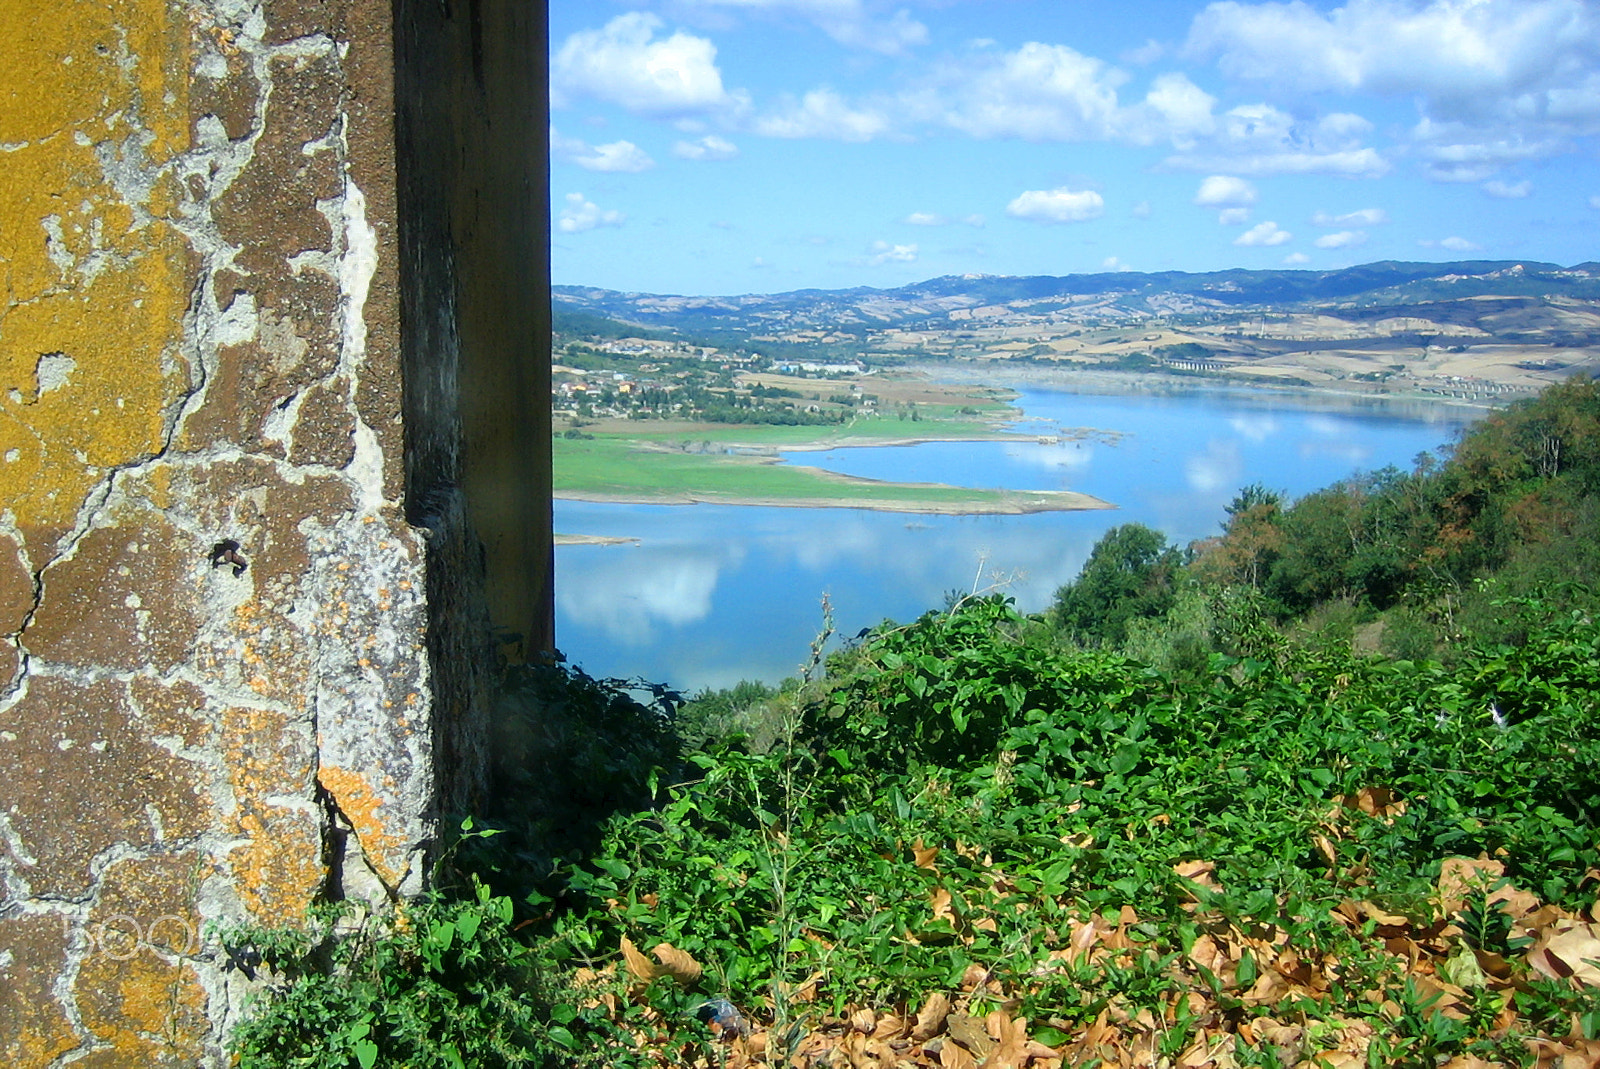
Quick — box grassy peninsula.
[554,371,1115,514]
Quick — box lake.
[553,383,1479,693]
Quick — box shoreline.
[554,533,641,546]
[553,365,1482,529]
[555,485,1114,514]
[917,362,1500,418]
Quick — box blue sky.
[549,0,1600,295]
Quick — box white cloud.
[868,240,918,265]
[821,5,929,54]
[1314,230,1367,249]
[753,88,891,141]
[673,135,740,160]
[1131,200,1152,219]
[1188,0,1600,181]
[1590,195,1600,209]
[557,192,625,234]
[938,42,1127,141]
[1194,175,1257,207]
[963,214,987,227]
[1420,236,1483,251]
[1171,148,1388,177]
[552,13,744,118]
[1218,207,1251,225]
[550,128,656,173]
[1187,0,1599,109]
[1234,221,1292,246]
[1483,179,1532,198]
[1102,256,1133,271]
[1313,208,1388,227]
[1167,106,1388,177]
[688,0,928,55]
[1282,251,1311,265]
[905,211,947,226]
[1412,122,1564,182]
[1133,72,1218,146]
[1006,187,1106,224]
[1123,39,1165,66]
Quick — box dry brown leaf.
[1187,933,1230,974]
[1064,917,1102,964]
[940,1040,978,1069]
[850,1008,879,1035]
[913,993,953,1042]
[651,942,703,988]
[1309,1052,1364,1069]
[1313,833,1340,869]
[1438,1054,1500,1069]
[1176,1032,1236,1068]
[959,963,993,992]
[945,1013,994,1058]
[621,935,663,984]
[914,838,941,872]
[788,972,822,1004]
[1526,921,1600,986]
[1172,860,1222,897]
[1339,785,1407,821]
[931,887,958,925]
[1438,857,1507,916]
[984,1010,1029,1069]
[1335,899,1410,929]
[1410,975,1470,1020]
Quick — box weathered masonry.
[0,1,550,1064]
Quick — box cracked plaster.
[0,2,464,1064]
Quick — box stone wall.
[0,1,549,1064]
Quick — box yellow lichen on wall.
[0,0,192,540]
[318,764,412,889]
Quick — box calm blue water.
[554,385,1477,692]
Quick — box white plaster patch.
[41,216,74,275]
[338,179,386,513]
[4,450,18,463]
[259,309,310,375]
[260,391,303,451]
[0,811,38,866]
[214,291,259,347]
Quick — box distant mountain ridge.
[555,260,1600,336]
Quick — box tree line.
[1050,375,1600,665]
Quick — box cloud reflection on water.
[558,545,727,645]
[555,388,1475,691]
[1184,439,1242,493]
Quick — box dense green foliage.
[1050,523,1184,645]
[227,871,555,1068]
[230,379,1600,1067]
[1057,376,1600,657]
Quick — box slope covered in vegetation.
[226,380,1600,1069]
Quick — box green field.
[553,431,1110,513]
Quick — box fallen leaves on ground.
[593,855,1600,1068]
